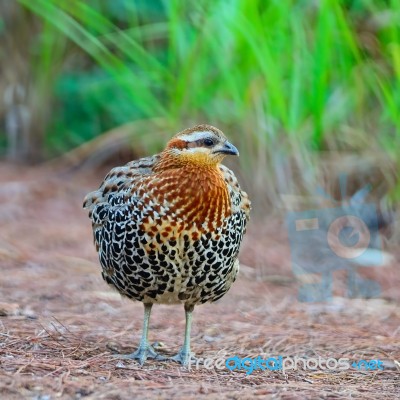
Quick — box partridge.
[83,125,251,365]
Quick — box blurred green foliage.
[2,0,400,205]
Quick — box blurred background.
[1,0,399,212]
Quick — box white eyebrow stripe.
[179,131,215,142]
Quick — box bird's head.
[163,124,239,167]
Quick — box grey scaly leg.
[117,303,166,365]
[170,304,196,366]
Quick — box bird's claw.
[114,344,167,365]
[170,350,197,367]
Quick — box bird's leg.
[170,304,196,366]
[117,302,166,365]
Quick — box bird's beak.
[214,141,239,156]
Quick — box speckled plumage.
[83,124,250,365]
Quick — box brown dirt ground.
[0,162,399,400]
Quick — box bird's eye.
[203,138,215,147]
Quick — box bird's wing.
[83,154,160,211]
[83,154,160,254]
[219,164,251,221]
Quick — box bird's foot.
[170,349,197,367]
[114,344,167,366]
